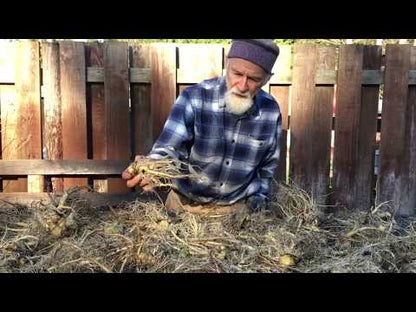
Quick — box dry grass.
[1,182,416,273]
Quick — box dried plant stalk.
[126,157,207,188]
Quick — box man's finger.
[121,169,133,180]
[126,174,143,188]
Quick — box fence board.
[0,160,129,175]
[270,86,289,182]
[177,44,223,84]
[376,44,411,212]
[1,42,42,192]
[151,44,177,141]
[333,45,364,209]
[333,45,381,210]
[42,42,64,192]
[0,85,27,191]
[290,45,317,193]
[312,46,336,204]
[86,43,107,193]
[401,47,416,216]
[131,44,153,157]
[290,45,334,203]
[356,46,382,209]
[60,42,88,190]
[104,42,130,193]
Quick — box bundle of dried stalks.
[1,182,416,273]
[126,157,207,188]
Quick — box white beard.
[224,87,254,116]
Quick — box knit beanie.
[227,39,280,74]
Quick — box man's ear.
[263,73,272,85]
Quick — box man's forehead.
[228,58,266,76]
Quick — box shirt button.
[225,161,230,165]
[231,139,235,143]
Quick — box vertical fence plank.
[177,44,223,85]
[2,42,42,192]
[60,41,88,190]
[312,46,336,203]
[42,42,64,192]
[333,45,381,210]
[0,41,15,192]
[151,43,177,141]
[290,45,317,193]
[104,41,130,193]
[131,43,152,156]
[376,44,411,213]
[356,46,382,209]
[270,86,289,182]
[290,44,334,204]
[333,45,364,209]
[401,47,416,216]
[86,43,107,193]
[268,46,292,183]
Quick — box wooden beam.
[0,191,141,207]
[0,160,130,175]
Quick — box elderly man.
[122,39,282,214]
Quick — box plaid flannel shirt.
[148,76,282,205]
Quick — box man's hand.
[121,155,154,192]
[246,195,268,212]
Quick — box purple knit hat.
[228,39,279,74]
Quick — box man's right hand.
[121,156,154,192]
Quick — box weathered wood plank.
[311,46,336,204]
[27,175,44,193]
[0,160,130,175]
[87,67,151,83]
[104,42,130,192]
[269,45,292,85]
[290,45,318,193]
[0,85,28,191]
[270,86,289,182]
[0,192,140,207]
[151,43,177,141]
[376,44,411,211]
[333,45,364,209]
[1,42,42,192]
[355,46,382,210]
[59,42,88,190]
[130,44,153,157]
[86,43,107,193]
[389,46,416,216]
[333,45,381,210]
[41,42,64,192]
[0,41,14,83]
[176,44,223,84]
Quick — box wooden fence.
[0,41,415,215]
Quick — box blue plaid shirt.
[149,76,282,205]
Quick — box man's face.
[225,58,269,115]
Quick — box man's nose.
[237,76,249,92]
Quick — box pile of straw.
[1,183,416,273]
